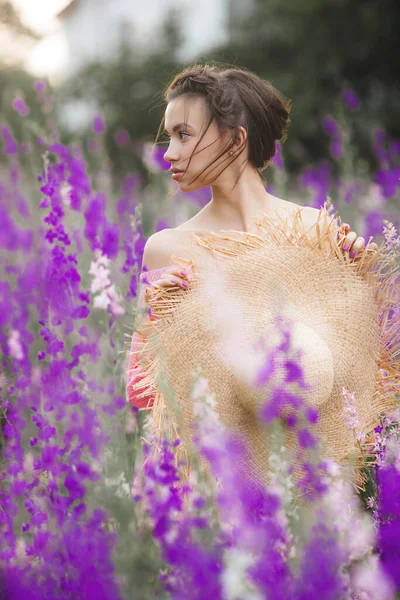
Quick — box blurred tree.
[55,9,184,183]
[54,0,399,178]
[208,0,400,171]
[0,67,48,154]
[0,0,50,170]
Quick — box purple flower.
[378,465,400,590]
[114,128,130,147]
[364,209,385,239]
[93,113,105,134]
[102,222,119,259]
[34,80,46,93]
[294,522,346,599]
[285,413,297,428]
[12,97,30,117]
[330,137,343,159]
[305,406,319,425]
[298,428,317,449]
[301,163,332,209]
[1,125,18,154]
[374,167,400,199]
[322,115,338,137]
[151,145,170,171]
[342,87,360,110]
[343,182,361,205]
[284,359,305,384]
[259,387,303,422]
[271,141,284,169]
[373,128,390,163]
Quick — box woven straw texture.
[130,206,400,488]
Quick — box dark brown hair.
[155,63,292,187]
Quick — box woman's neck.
[205,176,280,233]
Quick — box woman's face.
[162,95,234,191]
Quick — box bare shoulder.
[293,203,339,244]
[141,227,198,271]
[141,228,174,271]
[301,204,339,230]
[274,200,338,246]
[279,199,337,227]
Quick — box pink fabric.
[126,265,174,411]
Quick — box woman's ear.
[235,126,247,151]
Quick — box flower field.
[0,82,399,599]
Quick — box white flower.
[89,262,111,293]
[125,411,137,434]
[191,375,211,402]
[107,284,125,316]
[350,554,394,600]
[323,477,375,562]
[383,437,400,471]
[383,220,400,249]
[89,251,125,315]
[164,525,179,545]
[23,452,34,474]
[191,367,220,427]
[221,548,263,600]
[8,329,24,360]
[93,290,110,310]
[341,387,365,442]
[95,250,111,268]
[15,538,28,563]
[31,366,42,386]
[324,197,336,217]
[104,472,131,498]
[60,183,72,207]
[323,459,341,477]
[115,482,131,498]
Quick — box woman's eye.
[163,131,188,142]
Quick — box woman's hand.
[337,222,379,261]
[144,266,192,304]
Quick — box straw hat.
[133,206,400,489]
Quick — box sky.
[12,0,69,82]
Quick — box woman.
[127,64,375,413]
[125,64,400,502]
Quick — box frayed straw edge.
[130,205,400,487]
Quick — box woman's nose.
[163,144,179,164]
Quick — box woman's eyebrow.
[163,123,194,134]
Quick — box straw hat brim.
[134,206,400,488]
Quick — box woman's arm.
[126,282,157,411]
[126,236,193,411]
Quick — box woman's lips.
[171,171,184,180]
